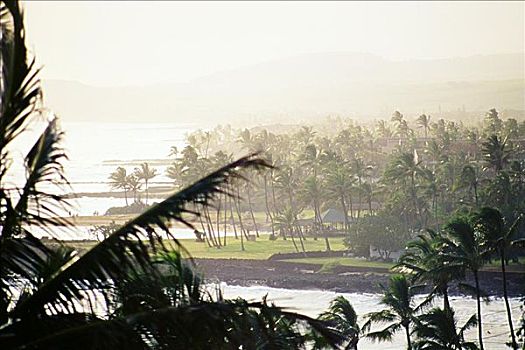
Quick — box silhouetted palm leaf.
[12,154,270,317]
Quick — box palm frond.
[0,1,41,161]
[3,118,70,237]
[12,154,270,317]
[16,300,342,350]
[365,322,401,342]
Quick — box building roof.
[321,208,347,223]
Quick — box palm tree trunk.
[263,175,275,237]
[229,196,238,239]
[145,179,149,205]
[313,200,320,241]
[348,194,354,220]
[246,185,259,237]
[289,226,299,253]
[357,179,362,221]
[295,225,307,254]
[473,182,479,208]
[240,221,245,251]
[340,196,349,231]
[198,213,212,248]
[205,207,219,247]
[216,197,222,242]
[223,193,228,246]
[501,251,517,349]
[474,270,485,350]
[271,170,278,216]
[410,173,419,225]
[443,286,451,313]
[316,201,331,252]
[124,189,129,206]
[234,190,249,240]
[404,325,412,350]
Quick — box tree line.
[156,108,524,255]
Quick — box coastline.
[194,258,525,298]
[44,238,525,298]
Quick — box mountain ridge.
[42,52,525,124]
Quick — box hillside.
[42,52,525,124]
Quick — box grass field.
[285,257,394,269]
[178,236,346,260]
[61,235,525,272]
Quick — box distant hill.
[42,52,525,124]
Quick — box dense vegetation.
[0,2,342,349]
[126,106,523,258]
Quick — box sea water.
[221,284,522,350]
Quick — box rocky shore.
[195,258,525,297]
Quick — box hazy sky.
[25,1,524,87]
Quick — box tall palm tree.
[350,157,372,220]
[0,3,343,348]
[376,120,393,138]
[475,207,524,349]
[109,166,130,205]
[126,173,142,203]
[413,308,478,350]
[481,135,512,173]
[134,162,158,205]
[441,217,490,350]
[364,275,424,350]
[395,230,461,312]
[417,114,431,138]
[482,108,503,136]
[300,175,326,242]
[273,206,304,253]
[318,296,363,350]
[384,152,425,228]
[459,165,480,208]
[325,163,354,231]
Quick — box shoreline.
[194,258,525,298]
[43,240,525,297]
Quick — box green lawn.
[177,236,346,260]
[285,257,394,269]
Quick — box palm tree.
[441,216,490,350]
[395,230,461,312]
[318,296,363,350]
[350,157,373,221]
[300,174,327,246]
[134,162,158,205]
[413,308,478,350]
[475,207,524,349]
[391,110,404,125]
[482,108,503,136]
[384,152,425,228]
[364,275,424,350]
[417,114,431,138]
[459,165,480,208]
[325,163,354,231]
[482,135,512,173]
[376,120,393,138]
[126,173,142,203]
[273,206,304,253]
[275,165,300,213]
[109,166,130,205]
[0,4,343,348]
